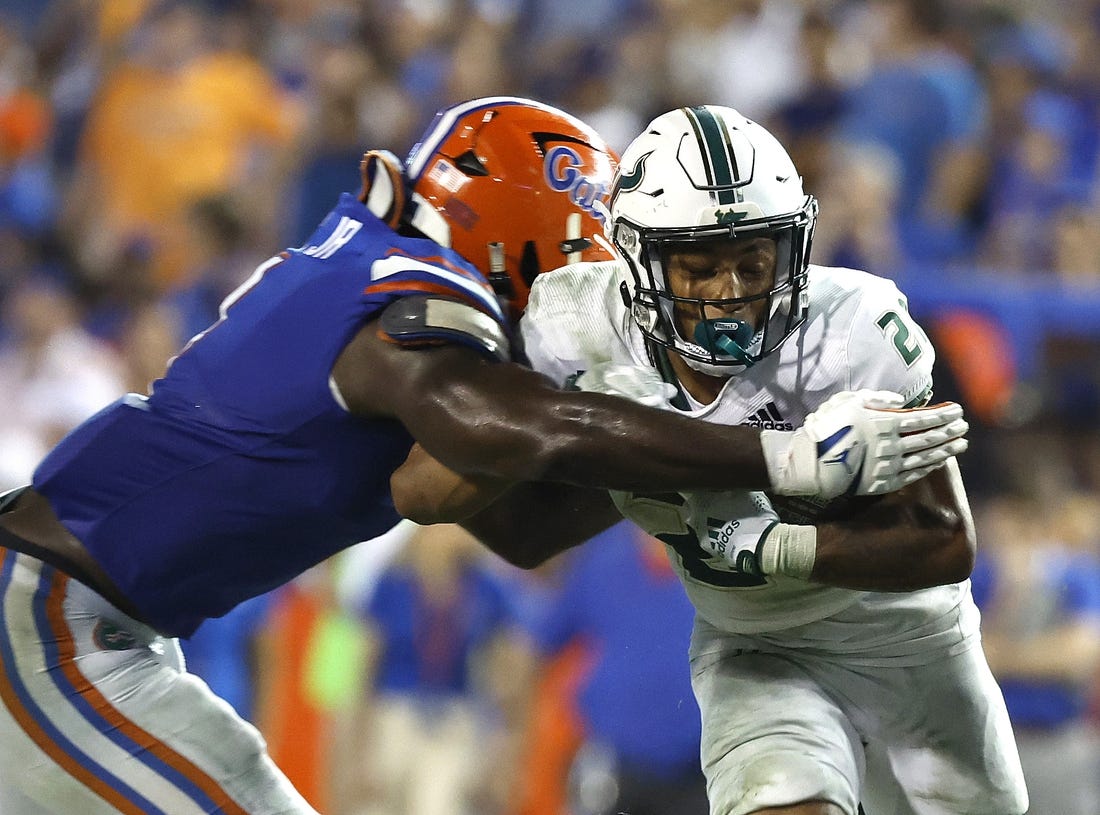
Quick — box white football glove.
[692,491,781,577]
[761,390,969,498]
[571,362,678,409]
[687,490,817,580]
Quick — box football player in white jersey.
[0,96,971,815]
[394,106,1027,815]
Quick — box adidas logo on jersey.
[743,402,793,431]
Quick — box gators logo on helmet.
[404,96,619,313]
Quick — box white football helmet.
[611,106,818,374]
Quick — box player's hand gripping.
[689,491,817,580]
[693,492,783,578]
[761,390,969,499]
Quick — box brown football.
[766,491,890,525]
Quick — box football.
[766,491,888,525]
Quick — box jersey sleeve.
[360,244,511,359]
[844,276,936,406]
[361,246,506,324]
[520,260,634,386]
[378,295,510,362]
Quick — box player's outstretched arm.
[462,482,623,569]
[342,327,969,498]
[338,323,781,492]
[390,443,622,568]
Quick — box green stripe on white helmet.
[611,105,817,376]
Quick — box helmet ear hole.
[454,150,490,177]
[519,241,541,289]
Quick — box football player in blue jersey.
[0,97,967,814]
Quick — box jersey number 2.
[876,310,923,367]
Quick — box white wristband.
[759,523,817,580]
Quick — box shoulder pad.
[849,281,935,407]
[379,295,510,362]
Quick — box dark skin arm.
[334,320,771,491]
[808,459,975,591]
[472,461,977,585]
[389,442,511,525]
[388,441,617,528]
[459,482,622,569]
[390,443,619,568]
[393,441,974,587]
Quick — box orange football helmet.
[403,96,619,313]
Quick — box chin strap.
[693,318,756,367]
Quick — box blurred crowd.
[3,0,1100,813]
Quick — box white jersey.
[522,260,974,642]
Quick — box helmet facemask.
[618,201,815,376]
[611,106,817,377]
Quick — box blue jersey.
[33,194,506,638]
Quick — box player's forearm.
[808,518,974,591]
[517,395,772,489]
[459,482,622,569]
[417,373,772,492]
[805,460,974,591]
[389,443,624,568]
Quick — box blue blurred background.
[2,2,1100,813]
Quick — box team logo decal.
[714,208,750,225]
[615,150,654,195]
[743,401,793,431]
[544,145,611,224]
[93,620,139,651]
